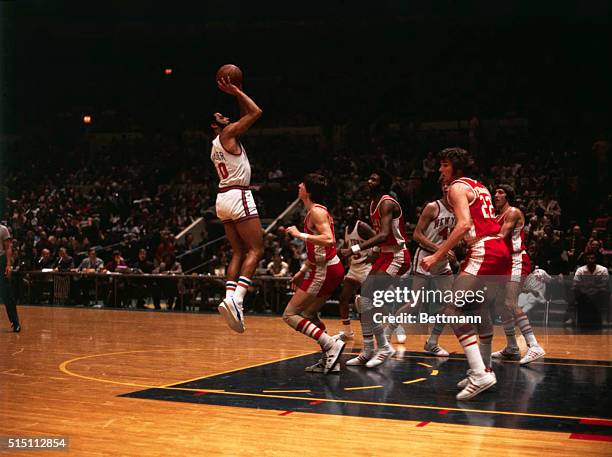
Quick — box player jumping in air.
[211,76,264,333]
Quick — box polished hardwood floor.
[1,305,611,456]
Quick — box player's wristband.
[372,246,381,253]
[351,244,362,254]
[299,233,310,241]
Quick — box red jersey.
[304,204,337,263]
[450,178,500,244]
[369,195,407,248]
[496,207,526,254]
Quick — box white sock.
[225,281,237,301]
[457,328,486,374]
[233,276,252,306]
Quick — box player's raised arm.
[421,183,471,270]
[217,76,263,138]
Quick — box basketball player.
[283,174,346,374]
[340,169,411,368]
[337,205,375,340]
[421,148,510,400]
[493,185,546,364]
[211,76,264,333]
[386,181,455,356]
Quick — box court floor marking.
[130,386,612,423]
[59,348,315,390]
[381,352,612,369]
[59,349,612,423]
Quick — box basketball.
[216,64,243,86]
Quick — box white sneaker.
[305,358,340,373]
[520,345,545,365]
[491,346,520,360]
[323,339,345,374]
[396,326,406,344]
[457,369,474,389]
[346,351,373,366]
[366,345,396,368]
[217,298,245,334]
[456,370,497,400]
[424,341,450,357]
[338,330,355,341]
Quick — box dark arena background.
[1,1,611,456]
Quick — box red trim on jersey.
[218,185,250,193]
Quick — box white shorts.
[216,186,259,224]
[345,261,372,284]
[411,246,452,276]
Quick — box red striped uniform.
[450,178,511,276]
[299,204,344,297]
[497,207,532,281]
[369,195,411,276]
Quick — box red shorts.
[299,259,344,297]
[510,251,532,282]
[461,236,511,276]
[372,249,411,277]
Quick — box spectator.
[267,252,289,277]
[54,247,74,272]
[36,248,55,270]
[76,248,106,306]
[565,224,586,271]
[131,249,154,309]
[572,252,610,328]
[78,248,105,273]
[155,231,176,266]
[105,250,127,272]
[152,252,182,311]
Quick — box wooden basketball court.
[1,305,611,456]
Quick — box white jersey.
[344,221,370,265]
[210,135,251,188]
[421,200,455,247]
[412,199,454,276]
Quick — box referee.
[0,222,20,332]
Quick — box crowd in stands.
[2,124,610,284]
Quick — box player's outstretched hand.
[217,76,242,95]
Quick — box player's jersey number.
[480,194,496,219]
[217,163,229,180]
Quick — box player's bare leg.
[493,281,545,364]
[448,273,497,400]
[492,284,521,360]
[347,270,395,368]
[506,281,545,364]
[283,291,345,374]
[217,222,247,333]
[337,278,360,340]
[233,217,264,305]
[424,274,453,356]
